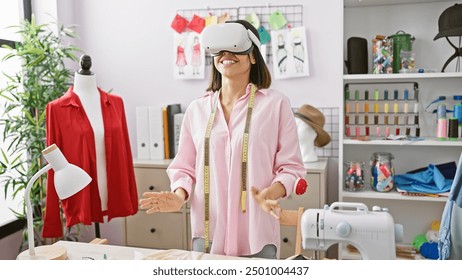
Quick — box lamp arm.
[25,164,51,256]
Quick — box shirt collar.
[59,86,110,107]
[204,83,269,98]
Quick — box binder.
[135,106,150,159]
[173,113,185,156]
[162,107,170,159]
[148,106,165,160]
[167,104,182,158]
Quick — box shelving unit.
[340,0,461,259]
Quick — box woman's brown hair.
[206,20,272,92]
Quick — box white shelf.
[344,72,462,82]
[343,138,462,146]
[340,0,456,261]
[340,189,447,202]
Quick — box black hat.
[434,4,462,40]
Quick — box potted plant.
[0,15,80,250]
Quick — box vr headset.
[200,22,261,56]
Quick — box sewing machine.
[301,202,396,260]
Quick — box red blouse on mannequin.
[43,87,138,238]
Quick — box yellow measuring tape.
[203,84,257,253]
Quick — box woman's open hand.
[139,191,184,214]
[251,186,281,220]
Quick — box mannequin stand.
[95,222,101,238]
[442,36,461,72]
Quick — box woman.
[140,20,305,259]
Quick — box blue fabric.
[438,200,453,260]
[394,164,453,194]
[438,153,462,260]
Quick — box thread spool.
[448,118,458,140]
[437,103,447,119]
[414,103,419,125]
[454,104,462,124]
[437,104,447,140]
[437,119,448,139]
[404,89,409,101]
[345,89,350,100]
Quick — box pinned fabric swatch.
[258,26,271,45]
[188,14,206,34]
[218,13,230,23]
[171,14,189,34]
[269,10,287,30]
[205,13,218,26]
[245,12,260,29]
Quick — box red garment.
[43,87,138,238]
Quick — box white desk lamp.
[17,144,91,260]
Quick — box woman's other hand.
[251,186,282,220]
[139,188,187,214]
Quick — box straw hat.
[294,104,331,147]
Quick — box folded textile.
[407,161,457,180]
[394,164,453,194]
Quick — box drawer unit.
[126,212,185,249]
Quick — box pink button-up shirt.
[167,84,305,257]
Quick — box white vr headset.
[200,22,261,56]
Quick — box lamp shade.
[42,144,91,199]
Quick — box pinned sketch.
[173,32,205,79]
[271,26,309,79]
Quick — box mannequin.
[43,54,138,239]
[295,117,318,163]
[294,104,331,163]
[72,55,108,212]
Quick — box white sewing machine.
[301,202,396,260]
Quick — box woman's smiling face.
[213,51,255,80]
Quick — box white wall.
[57,0,343,158]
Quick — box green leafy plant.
[0,15,80,249]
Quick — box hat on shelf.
[434,3,462,40]
[294,104,331,147]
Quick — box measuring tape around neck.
[203,84,257,253]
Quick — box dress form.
[73,55,108,213]
[295,117,318,163]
